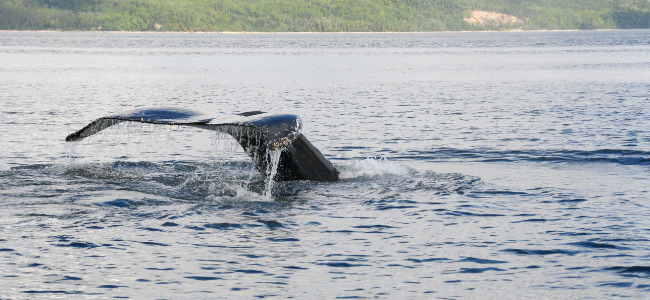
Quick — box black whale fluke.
[65,108,339,182]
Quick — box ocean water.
[0,30,649,299]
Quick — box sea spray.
[208,130,250,165]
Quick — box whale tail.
[65,108,339,182]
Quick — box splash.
[337,157,412,180]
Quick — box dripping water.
[61,122,279,199]
[264,148,283,199]
[63,141,78,166]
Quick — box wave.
[403,148,650,165]
[3,157,485,210]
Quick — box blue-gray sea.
[1,30,649,299]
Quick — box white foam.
[337,158,413,180]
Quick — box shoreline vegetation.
[1,28,639,35]
[1,1,649,32]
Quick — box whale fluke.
[65,108,339,182]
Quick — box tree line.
[1,0,648,32]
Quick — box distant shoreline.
[1,29,627,35]
[4,1,647,33]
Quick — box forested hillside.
[1,0,648,32]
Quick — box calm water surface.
[0,30,649,299]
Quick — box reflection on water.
[0,30,649,298]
